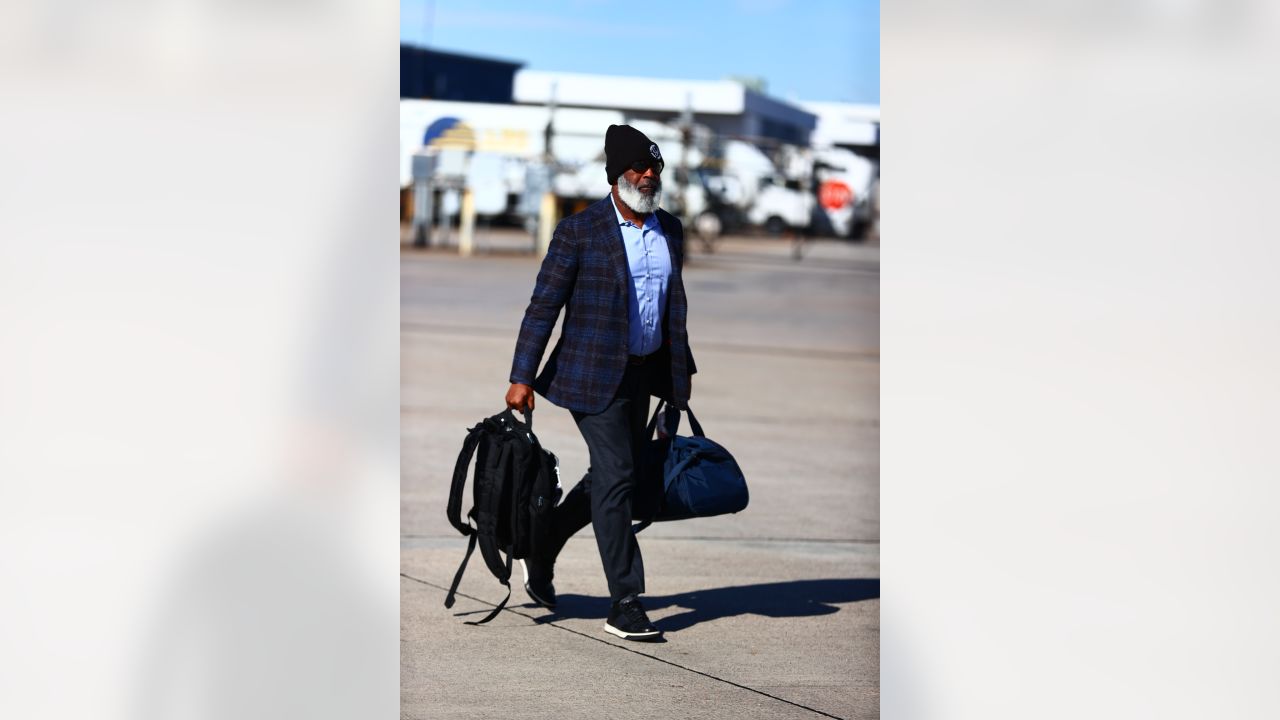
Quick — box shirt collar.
[609,192,657,230]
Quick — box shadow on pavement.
[537,578,879,632]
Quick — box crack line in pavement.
[401,534,878,545]
[401,572,848,720]
[642,536,879,544]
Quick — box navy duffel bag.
[633,401,748,533]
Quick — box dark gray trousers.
[549,360,658,602]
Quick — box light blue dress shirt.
[610,194,672,356]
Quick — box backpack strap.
[445,535,515,624]
[474,440,515,581]
[464,551,513,625]
[444,531,478,609]
[446,425,484,536]
[444,414,506,614]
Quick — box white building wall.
[800,101,880,148]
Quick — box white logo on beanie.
[650,144,661,159]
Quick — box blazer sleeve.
[509,221,578,385]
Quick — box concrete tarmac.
[402,232,879,719]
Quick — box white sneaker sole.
[604,623,661,640]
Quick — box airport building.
[398,45,879,239]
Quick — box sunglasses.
[629,158,664,175]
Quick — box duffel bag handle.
[645,401,671,438]
[685,405,704,438]
[647,400,704,438]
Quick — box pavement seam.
[400,321,878,363]
[685,254,880,274]
[401,572,849,720]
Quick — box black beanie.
[605,124,663,185]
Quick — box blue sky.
[400,0,879,104]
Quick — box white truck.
[747,176,814,236]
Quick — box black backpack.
[445,408,561,624]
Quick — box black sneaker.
[605,597,662,641]
[519,559,557,610]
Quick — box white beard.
[616,173,662,214]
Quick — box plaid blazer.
[510,195,697,414]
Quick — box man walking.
[505,124,696,641]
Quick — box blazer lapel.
[599,194,630,289]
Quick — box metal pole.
[412,178,432,247]
[538,192,556,257]
[679,92,692,226]
[538,82,558,258]
[458,189,476,257]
